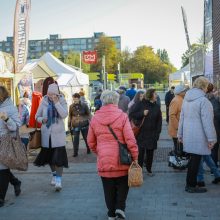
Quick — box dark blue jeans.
[71,127,89,154]
[197,155,220,182]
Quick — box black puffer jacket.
[129,99,162,149]
[207,94,220,143]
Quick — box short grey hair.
[100,90,120,106]
[193,76,210,91]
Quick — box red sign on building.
[82,51,97,64]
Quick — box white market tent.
[0,51,15,99]
[21,52,89,85]
[169,64,191,86]
[20,52,89,131]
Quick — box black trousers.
[138,147,154,172]
[211,143,219,167]
[0,169,10,201]
[186,154,202,187]
[166,106,169,123]
[9,170,20,186]
[101,176,129,218]
[72,127,89,154]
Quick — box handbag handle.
[107,125,121,145]
[139,117,145,127]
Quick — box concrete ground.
[0,122,220,220]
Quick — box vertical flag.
[181,6,191,50]
[13,0,31,73]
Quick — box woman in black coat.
[129,88,162,176]
[207,84,220,167]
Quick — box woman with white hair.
[178,77,217,193]
[87,90,138,220]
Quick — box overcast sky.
[0,0,204,69]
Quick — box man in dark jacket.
[165,86,175,123]
[68,93,91,157]
[118,86,130,113]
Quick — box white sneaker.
[108,217,115,220]
[51,176,56,186]
[55,177,62,191]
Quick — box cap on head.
[47,83,59,95]
[174,85,187,95]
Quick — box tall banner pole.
[79,52,82,71]
[13,0,31,73]
[181,6,191,50]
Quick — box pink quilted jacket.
[87,104,138,178]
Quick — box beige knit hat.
[47,83,59,95]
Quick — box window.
[81,39,86,44]
[6,48,11,52]
[0,42,2,46]
[88,39,92,43]
[94,39,99,43]
[49,41,54,45]
[43,46,47,51]
[36,46,42,52]
[56,46,61,50]
[5,42,10,47]
[88,44,92,49]
[49,46,54,50]
[80,44,86,50]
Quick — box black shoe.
[212,177,220,184]
[197,181,206,187]
[73,153,78,157]
[0,199,4,207]
[185,186,207,193]
[14,181,21,197]
[87,149,91,154]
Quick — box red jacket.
[29,91,42,128]
[87,104,138,178]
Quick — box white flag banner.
[13,0,31,73]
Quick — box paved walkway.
[1,123,220,220]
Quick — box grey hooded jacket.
[178,88,217,155]
[0,98,21,170]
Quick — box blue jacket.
[126,88,137,100]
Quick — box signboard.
[14,0,31,73]
[204,51,213,83]
[190,48,205,78]
[82,51,97,64]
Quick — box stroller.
[168,141,189,170]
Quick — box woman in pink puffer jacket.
[87,90,138,220]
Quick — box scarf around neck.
[46,98,59,128]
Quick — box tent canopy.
[169,64,190,85]
[21,52,89,86]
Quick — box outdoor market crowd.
[0,76,220,220]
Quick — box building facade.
[213,0,220,82]
[0,32,121,59]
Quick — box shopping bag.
[128,162,143,187]
[0,131,28,171]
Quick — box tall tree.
[157,49,170,64]
[120,47,132,73]
[91,36,120,73]
[181,43,204,68]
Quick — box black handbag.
[108,125,132,165]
